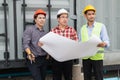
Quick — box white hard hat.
[57,8,68,16]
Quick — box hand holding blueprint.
[39,32,101,62]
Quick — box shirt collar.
[56,25,69,30]
[35,25,44,31]
[87,21,96,28]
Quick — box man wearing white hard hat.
[51,8,78,80]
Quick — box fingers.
[31,54,35,61]
[97,42,107,47]
[46,54,50,60]
[27,53,35,62]
[38,42,43,47]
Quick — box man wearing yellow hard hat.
[79,5,110,80]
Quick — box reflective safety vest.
[81,22,104,60]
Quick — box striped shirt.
[51,25,78,41]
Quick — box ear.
[94,13,96,16]
[57,18,60,21]
[84,14,87,18]
[34,19,37,23]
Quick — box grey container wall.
[0,0,120,68]
[0,0,76,68]
[77,0,120,50]
[0,0,5,60]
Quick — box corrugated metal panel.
[0,0,74,61]
[0,0,7,60]
[0,0,120,68]
[0,0,16,60]
[8,0,15,60]
[24,0,73,29]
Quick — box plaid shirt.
[51,25,78,41]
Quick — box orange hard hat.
[34,9,46,17]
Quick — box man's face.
[85,10,96,22]
[58,13,68,26]
[35,14,46,28]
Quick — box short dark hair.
[57,14,61,18]
[57,14,68,18]
[33,14,39,24]
[34,14,39,19]
[33,14,46,24]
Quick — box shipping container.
[0,0,120,72]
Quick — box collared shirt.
[79,22,110,47]
[51,25,78,41]
[22,25,47,57]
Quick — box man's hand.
[46,54,50,60]
[97,42,107,47]
[27,53,35,62]
[38,42,43,47]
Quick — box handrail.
[22,0,27,30]
[47,0,52,31]
[2,0,10,66]
[13,0,18,60]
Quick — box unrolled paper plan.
[39,32,101,62]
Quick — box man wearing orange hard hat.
[79,5,110,80]
[23,9,48,80]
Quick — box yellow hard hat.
[83,5,96,14]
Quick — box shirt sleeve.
[100,24,110,48]
[72,28,79,41]
[78,28,82,41]
[22,27,32,50]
